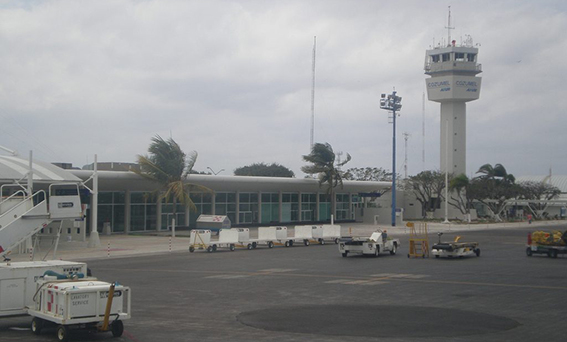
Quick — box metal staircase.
[0,184,82,258]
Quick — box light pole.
[207,167,224,175]
[380,90,402,227]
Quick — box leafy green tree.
[472,163,519,221]
[301,142,351,220]
[234,162,295,177]
[517,181,561,219]
[404,170,446,218]
[343,167,390,181]
[136,135,210,224]
[448,173,475,221]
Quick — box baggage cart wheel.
[304,240,310,246]
[526,247,532,257]
[212,244,218,252]
[252,242,257,249]
[111,320,124,337]
[334,238,339,244]
[247,243,253,250]
[207,246,213,253]
[550,249,558,258]
[289,240,294,247]
[57,325,70,342]
[319,238,325,245]
[189,246,195,253]
[31,317,43,335]
[285,241,290,247]
[342,252,348,258]
[475,248,481,257]
[230,244,235,251]
[268,241,274,248]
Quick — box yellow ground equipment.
[407,222,430,258]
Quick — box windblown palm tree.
[301,143,351,220]
[136,135,210,225]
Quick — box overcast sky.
[1,0,566,178]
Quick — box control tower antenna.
[445,6,455,46]
[310,36,316,150]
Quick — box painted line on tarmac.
[94,267,567,291]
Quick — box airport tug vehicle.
[338,230,399,257]
[431,233,480,258]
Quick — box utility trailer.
[230,228,255,250]
[320,225,341,244]
[338,230,399,257]
[292,225,313,246]
[431,233,480,258]
[0,260,87,317]
[526,231,567,258]
[28,275,130,342]
[189,229,241,252]
[250,226,294,248]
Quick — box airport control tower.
[424,17,482,176]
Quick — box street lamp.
[380,90,402,227]
[207,167,224,175]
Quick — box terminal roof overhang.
[0,155,81,184]
[70,170,391,194]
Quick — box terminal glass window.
[130,192,157,232]
[189,192,213,228]
[261,192,279,224]
[215,192,236,224]
[301,193,316,221]
[97,192,125,233]
[319,194,331,221]
[239,192,258,224]
[336,194,350,220]
[282,193,299,222]
[161,200,186,231]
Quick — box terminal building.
[1,155,393,241]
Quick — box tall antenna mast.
[310,36,317,149]
[445,6,455,46]
[403,132,410,179]
[422,92,425,170]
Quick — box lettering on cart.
[71,293,90,306]
[100,290,122,299]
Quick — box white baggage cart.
[293,225,313,246]
[189,229,241,252]
[27,275,131,342]
[230,228,255,250]
[322,224,341,244]
[250,226,294,248]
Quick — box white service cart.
[27,275,131,342]
[250,226,294,248]
[230,228,255,250]
[189,229,241,252]
[293,225,313,246]
[339,230,400,257]
[321,224,341,244]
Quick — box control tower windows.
[455,52,465,61]
[431,55,440,63]
[442,53,450,62]
[467,53,476,62]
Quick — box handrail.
[0,190,46,219]
[0,189,26,206]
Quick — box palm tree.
[136,135,210,228]
[476,163,515,183]
[301,143,351,221]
